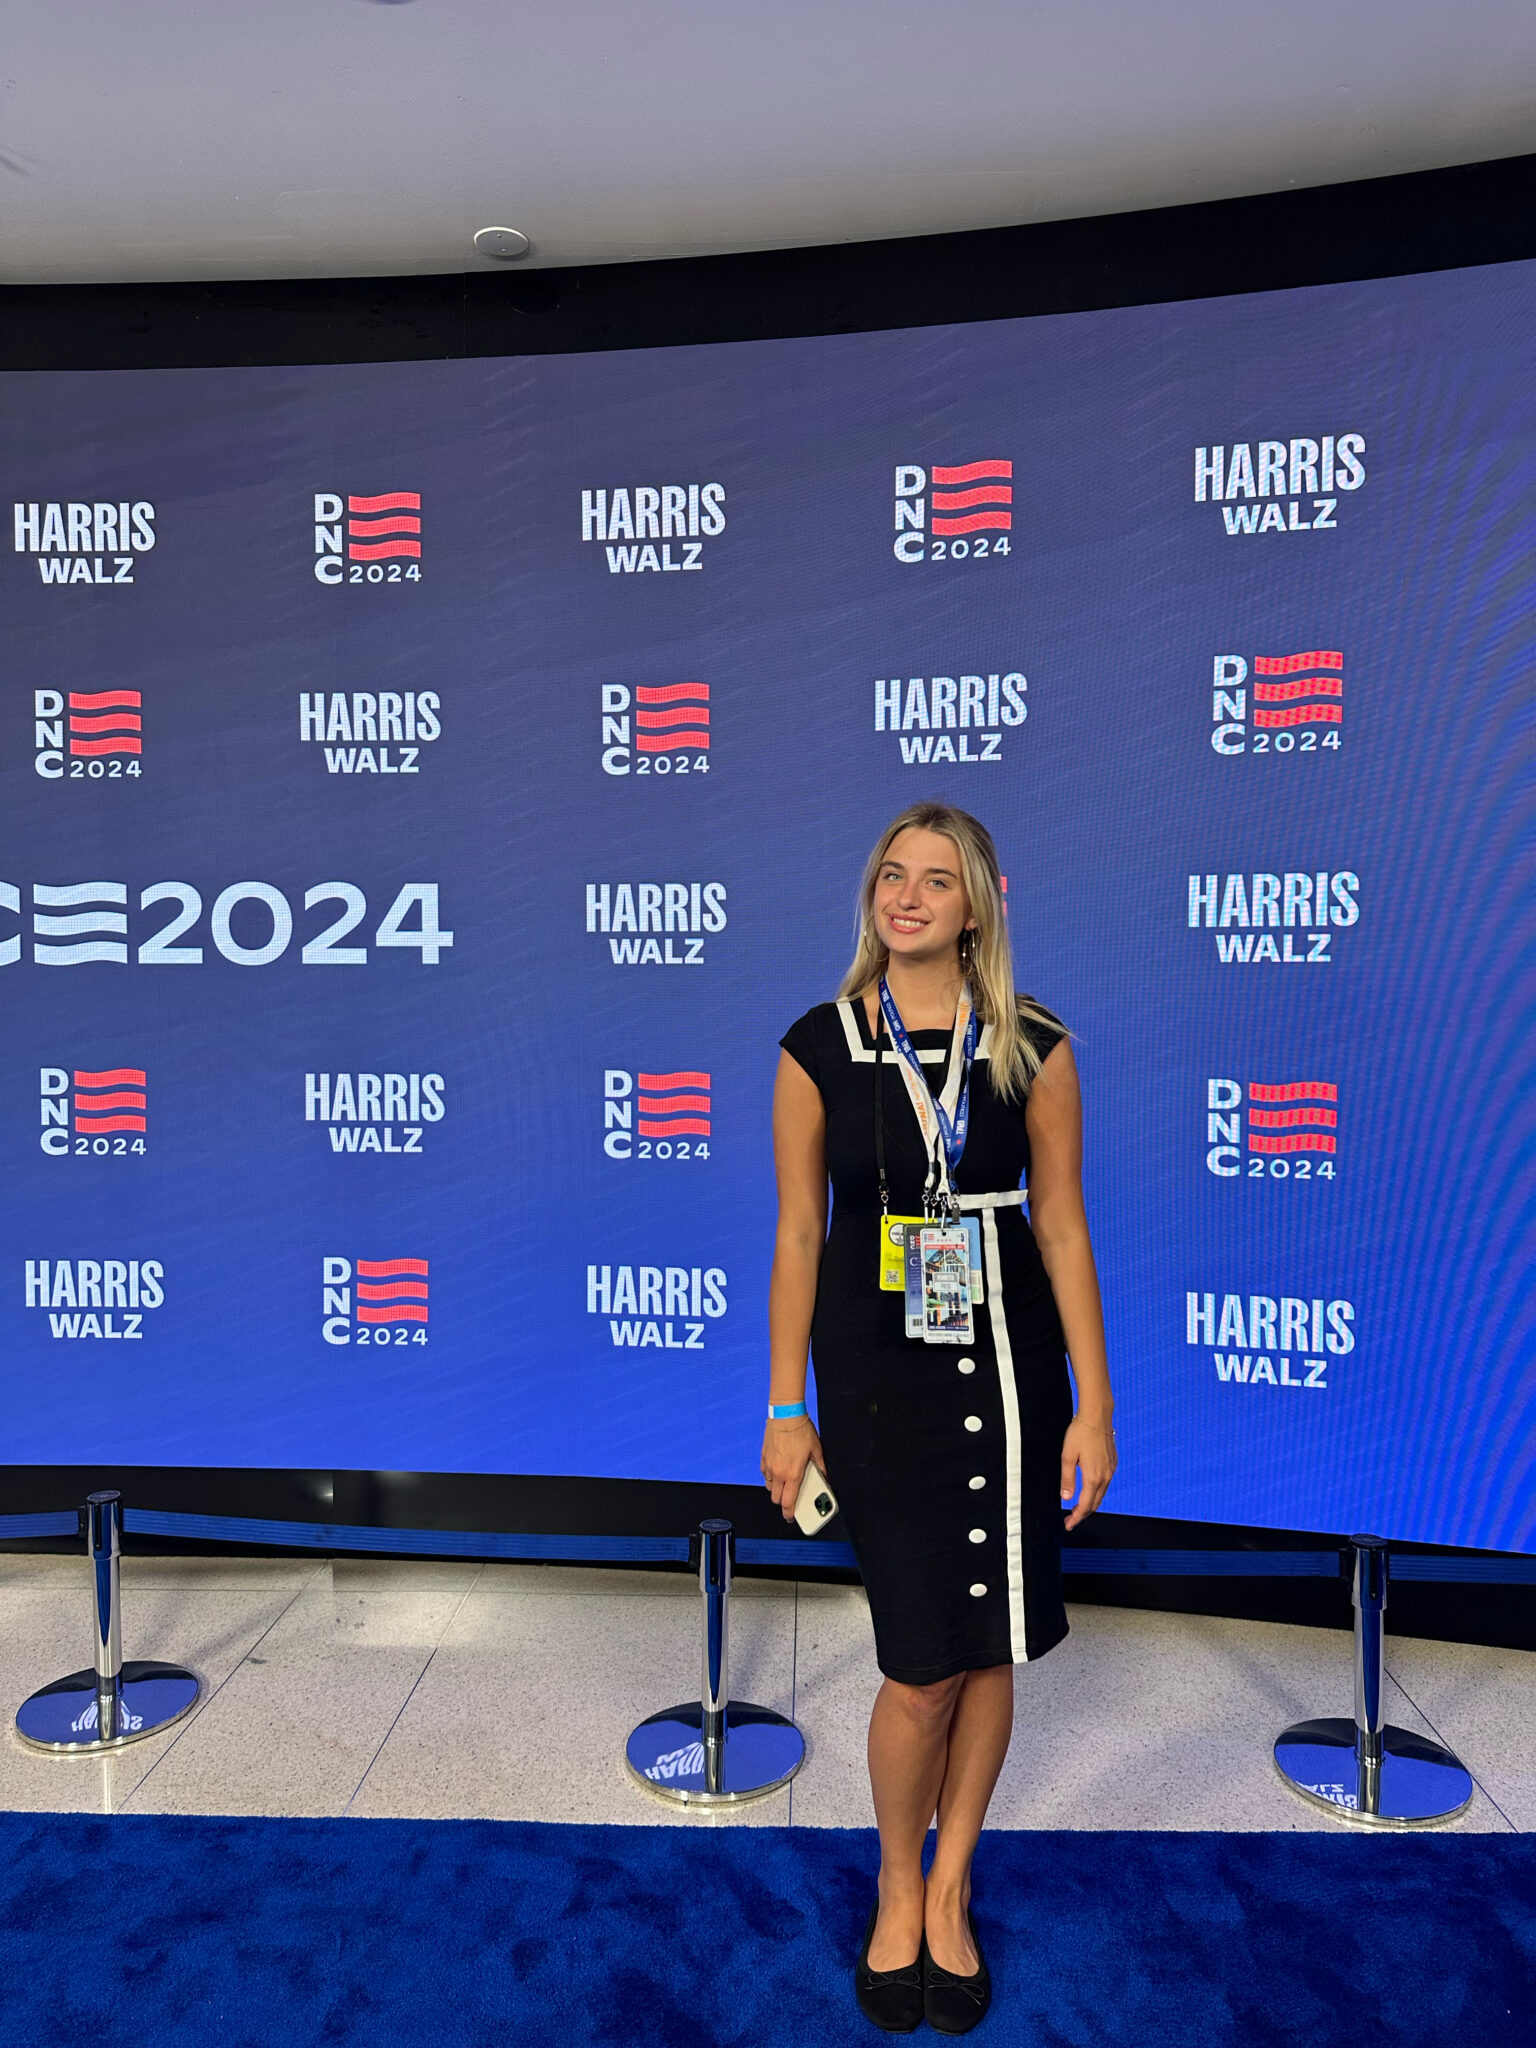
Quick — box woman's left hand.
[1060,1413,1116,1530]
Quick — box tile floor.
[0,1553,1526,1831]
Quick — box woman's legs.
[865,1663,1014,1972]
[866,1673,964,1967]
[925,1663,1014,1972]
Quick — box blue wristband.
[768,1401,807,1420]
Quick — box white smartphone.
[793,1460,839,1535]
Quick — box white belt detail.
[957,1190,1029,1210]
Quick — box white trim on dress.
[981,1207,1030,1662]
[836,998,991,1065]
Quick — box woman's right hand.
[760,1414,825,1523]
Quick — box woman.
[765,802,1115,2034]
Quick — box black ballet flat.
[854,1897,924,2033]
[923,1907,992,2034]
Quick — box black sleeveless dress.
[779,997,1072,1685]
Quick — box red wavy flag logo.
[68,690,141,758]
[73,1067,147,1135]
[347,493,422,562]
[1247,1081,1338,1155]
[635,683,709,752]
[637,1072,712,1138]
[356,1256,429,1323]
[1252,651,1343,729]
[930,461,1012,536]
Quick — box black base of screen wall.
[0,153,1532,373]
[1,1467,1529,1653]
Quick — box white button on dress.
[963,1416,982,1433]
[957,1358,976,1375]
[969,1528,986,1544]
[969,1476,986,1490]
[969,1583,987,1598]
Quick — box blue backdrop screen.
[2,259,1532,1551]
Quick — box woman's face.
[872,827,975,966]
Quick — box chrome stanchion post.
[15,1492,201,1754]
[1352,1535,1386,1816]
[626,1517,807,1807]
[1273,1534,1473,1826]
[699,1518,730,1796]
[88,1492,124,1744]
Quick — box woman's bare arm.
[762,1049,829,1518]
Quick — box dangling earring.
[961,927,976,971]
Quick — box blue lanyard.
[878,977,978,1180]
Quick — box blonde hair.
[836,802,1062,1104]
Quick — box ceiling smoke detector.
[472,226,531,260]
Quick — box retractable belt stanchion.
[626,1517,806,1805]
[15,1491,200,1753]
[1273,1534,1473,1826]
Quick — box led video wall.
[2,256,1532,1550]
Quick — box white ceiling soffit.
[3,1,1535,286]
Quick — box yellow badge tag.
[879,1215,925,1291]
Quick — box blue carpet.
[0,1817,1530,2046]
